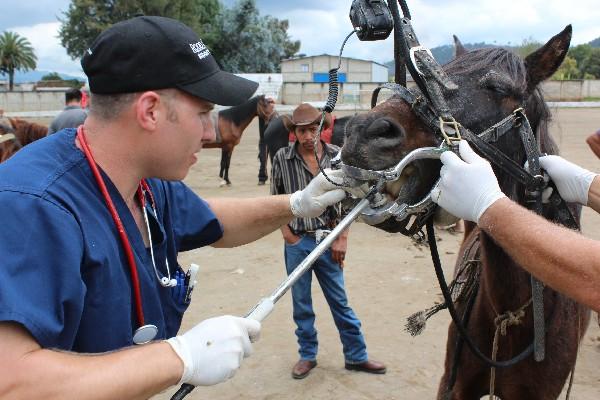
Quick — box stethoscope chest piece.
[133,324,158,345]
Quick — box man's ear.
[135,91,162,131]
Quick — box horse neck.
[478,232,535,311]
[477,110,567,312]
[219,97,259,134]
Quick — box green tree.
[41,72,63,81]
[568,44,592,76]
[513,37,542,58]
[580,48,600,78]
[567,44,600,79]
[59,0,221,60]
[212,0,300,72]
[552,55,579,80]
[0,31,37,91]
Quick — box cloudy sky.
[1,0,599,78]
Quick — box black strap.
[425,219,534,368]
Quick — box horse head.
[257,94,276,123]
[341,26,572,233]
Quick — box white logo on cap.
[190,40,210,60]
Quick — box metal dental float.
[246,143,449,322]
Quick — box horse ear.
[453,35,468,58]
[524,25,572,92]
[8,117,16,129]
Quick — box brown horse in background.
[204,94,275,185]
[0,123,21,163]
[0,118,48,162]
[341,25,589,399]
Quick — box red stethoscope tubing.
[77,125,147,327]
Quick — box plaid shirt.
[271,142,341,233]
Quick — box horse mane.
[8,117,48,146]
[219,95,262,126]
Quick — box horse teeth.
[384,166,413,198]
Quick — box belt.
[294,230,317,237]
[289,226,327,236]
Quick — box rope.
[489,298,532,399]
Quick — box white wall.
[236,73,283,101]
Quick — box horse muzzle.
[333,144,449,227]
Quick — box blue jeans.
[284,235,367,364]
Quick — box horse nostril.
[366,118,403,140]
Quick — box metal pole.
[246,197,371,321]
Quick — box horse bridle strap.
[372,83,546,193]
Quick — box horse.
[263,113,353,163]
[203,94,275,186]
[0,118,48,163]
[0,123,22,163]
[340,25,589,399]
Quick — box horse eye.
[479,71,520,97]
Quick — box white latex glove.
[431,140,506,223]
[167,315,261,387]
[538,155,598,205]
[290,168,346,218]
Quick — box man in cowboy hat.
[270,103,386,379]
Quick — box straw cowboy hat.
[283,103,332,132]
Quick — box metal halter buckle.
[439,117,462,146]
[409,46,434,77]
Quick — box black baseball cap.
[81,16,258,106]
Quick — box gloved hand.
[167,315,261,386]
[290,168,346,218]
[431,140,506,223]
[538,155,598,205]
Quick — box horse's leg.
[223,147,233,186]
[257,140,268,184]
[219,148,226,178]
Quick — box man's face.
[155,91,214,180]
[294,124,319,152]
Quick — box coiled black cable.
[314,30,356,187]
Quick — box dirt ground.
[141,107,600,400]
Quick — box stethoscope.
[77,125,175,344]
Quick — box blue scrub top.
[0,128,223,353]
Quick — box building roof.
[281,54,388,68]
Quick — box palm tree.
[0,31,37,91]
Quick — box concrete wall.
[281,80,600,106]
[0,91,64,113]
[3,80,600,114]
[540,80,600,101]
[281,81,407,105]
